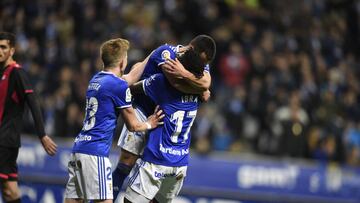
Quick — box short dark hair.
[0,32,16,47]
[178,47,205,78]
[190,35,216,63]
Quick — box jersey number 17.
[170,110,197,143]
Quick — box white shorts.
[117,107,147,155]
[64,153,113,200]
[124,159,187,203]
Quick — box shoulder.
[99,73,129,93]
[156,44,175,52]
[153,44,177,60]
[110,75,129,91]
[112,75,127,85]
[146,73,165,84]
[9,66,26,78]
[9,63,23,73]
[144,74,166,90]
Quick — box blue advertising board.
[8,138,360,203]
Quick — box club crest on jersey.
[1,75,6,80]
[161,50,171,60]
[126,88,132,102]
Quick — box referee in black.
[0,32,57,203]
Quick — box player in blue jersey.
[64,38,163,203]
[112,35,216,200]
[123,62,206,202]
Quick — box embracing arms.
[122,52,152,85]
[161,58,211,94]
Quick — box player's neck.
[0,58,14,69]
[103,67,121,77]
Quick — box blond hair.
[100,38,130,68]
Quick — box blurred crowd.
[1,0,360,166]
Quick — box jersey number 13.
[82,97,99,131]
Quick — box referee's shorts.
[0,147,19,182]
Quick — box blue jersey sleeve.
[143,74,167,105]
[112,80,132,109]
[152,45,177,67]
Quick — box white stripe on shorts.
[98,156,106,199]
[102,157,106,199]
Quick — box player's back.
[72,71,131,157]
[141,44,178,80]
[141,74,200,167]
[133,44,179,117]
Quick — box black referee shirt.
[0,64,45,147]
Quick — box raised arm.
[122,51,153,85]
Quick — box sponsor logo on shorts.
[154,171,175,178]
[133,182,141,189]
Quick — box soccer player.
[64,38,163,203]
[123,61,206,202]
[112,35,216,200]
[0,31,57,203]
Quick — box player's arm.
[161,58,211,94]
[116,80,163,131]
[26,93,58,156]
[15,69,57,155]
[122,51,153,85]
[120,106,163,132]
[129,80,145,95]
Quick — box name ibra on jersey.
[181,95,198,103]
[88,83,101,91]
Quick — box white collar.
[176,45,183,53]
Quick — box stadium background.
[1,0,360,202]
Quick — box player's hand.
[164,58,188,79]
[200,89,211,102]
[40,135,57,156]
[147,105,164,129]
